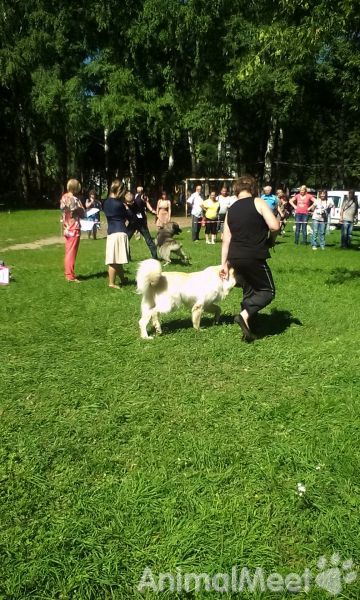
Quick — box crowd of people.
[60,180,160,286]
[59,176,358,339]
[187,183,359,250]
[60,176,358,340]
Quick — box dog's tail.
[136,259,162,294]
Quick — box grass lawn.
[0,211,359,599]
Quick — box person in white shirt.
[217,186,231,239]
[322,190,334,235]
[187,184,203,241]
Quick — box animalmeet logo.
[138,553,356,596]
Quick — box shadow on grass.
[252,309,302,338]
[326,268,360,284]
[161,316,212,333]
[218,309,302,335]
[78,271,108,281]
[78,271,136,285]
[160,313,234,334]
[154,309,302,338]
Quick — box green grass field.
[0,211,359,599]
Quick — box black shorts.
[205,219,217,235]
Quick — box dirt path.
[1,236,64,251]
[1,216,192,252]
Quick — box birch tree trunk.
[217,140,222,164]
[263,116,277,184]
[337,105,345,188]
[16,104,30,202]
[188,130,197,176]
[104,127,109,190]
[129,136,137,184]
[275,126,284,186]
[168,146,174,171]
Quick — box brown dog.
[156,222,189,265]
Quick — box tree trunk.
[68,141,76,178]
[217,140,222,164]
[34,148,44,200]
[104,127,109,190]
[60,133,68,191]
[263,116,277,184]
[337,105,345,188]
[236,144,244,177]
[188,130,197,176]
[275,126,284,187]
[168,146,174,171]
[16,104,31,203]
[129,136,137,185]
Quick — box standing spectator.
[340,190,359,248]
[220,175,280,341]
[85,189,101,240]
[187,184,203,242]
[60,178,84,282]
[320,190,335,235]
[156,191,171,228]
[127,186,158,259]
[217,186,231,238]
[276,189,289,235]
[311,192,329,250]
[289,185,315,245]
[261,185,279,215]
[103,180,131,289]
[201,190,220,244]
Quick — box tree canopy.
[1,0,360,205]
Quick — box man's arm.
[144,196,156,215]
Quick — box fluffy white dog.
[136,259,236,339]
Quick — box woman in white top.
[311,190,330,250]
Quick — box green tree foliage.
[0,0,360,205]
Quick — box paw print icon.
[315,553,357,596]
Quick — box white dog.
[136,259,236,339]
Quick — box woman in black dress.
[220,175,280,340]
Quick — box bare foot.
[109,284,121,289]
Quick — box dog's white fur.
[136,259,236,339]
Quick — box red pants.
[64,235,80,280]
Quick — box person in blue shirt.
[261,185,279,216]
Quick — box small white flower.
[297,482,306,496]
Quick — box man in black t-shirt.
[126,187,158,259]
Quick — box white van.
[326,191,360,226]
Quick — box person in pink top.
[60,178,85,282]
[289,185,315,244]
